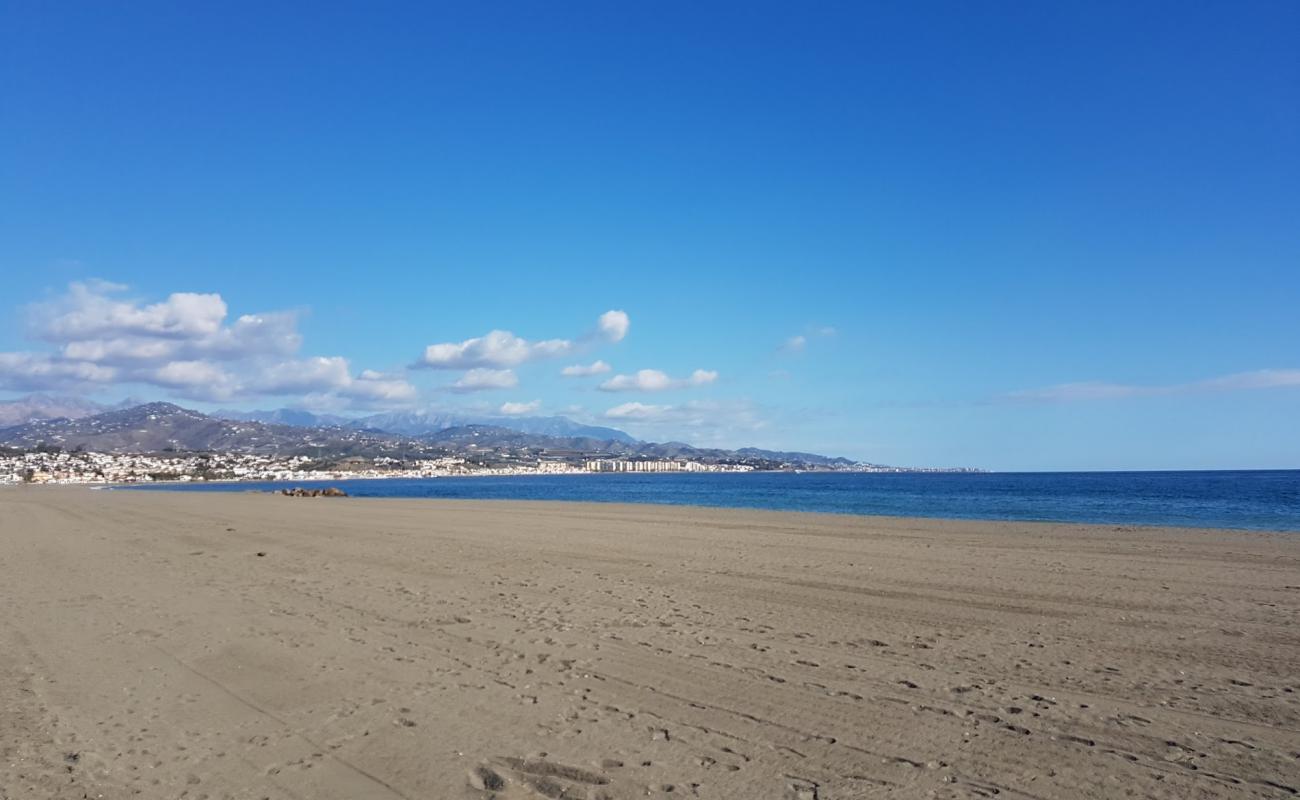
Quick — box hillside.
[0,402,859,468]
[0,403,418,457]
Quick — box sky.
[1,1,1297,471]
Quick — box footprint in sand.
[469,756,613,798]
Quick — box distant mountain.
[0,402,420,457]
[422,425,641,453]
[0,402,859,468]
[0,394,110,428]
[416,427,856,468]
[215,408,352,428]
[484,415,639,444]
[220,406,641,444]
[736,447,859,468]
[347,409,477,435]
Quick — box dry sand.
[1,487,1298,800]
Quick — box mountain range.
[217,408,638,443]
[0,394,636,443]
[0,402,414,457]
[0,398,859,467]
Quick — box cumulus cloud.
[451,368,518,393]
[417,330,571,370]
[416,310,630,372]
[1004,369,1300,403]
[499,399,542,415]
[596,310,629,342]
[150,359,236,388]
[417,310,630,371]
[0,352,118,391]
[346,370,418,403]
[34,280,227,341]
[146,360,242,401]
[561,360,612,377]
[53,312,302,365]
[253,356,353,394]
[248,358,417,404]
[202,312,303,359]
[599,368,718,392]
[0,280,410,409]
[602,370,672,392]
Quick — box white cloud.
[150,359,235,387]
[29,282,302,366]
[85,355,420,407]
[0,280,408,409]
[451,368,518,393]
[347,370,418,403]
[603,399,768,439]
[597,310,629,342]
[778,325,835,355]
[55,313,301,364]
[417,310,630,370]
[561,360,612,377]
[499,399,542,415]
[0,352,118,391]
[62,337,183,363]
[599,368,718,392]
[416,329,572,369]
[601,370,672,392]
[252,358,416,404]
[253,356,353,394]
[147,360,241,400]
[35,281,227,341]
[604,401,670,420]
[1005,369,1300,403]
[202,312,303,359]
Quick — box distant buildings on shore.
[0,450,752,485]
[584,458,747,473]
[1,448,971,486]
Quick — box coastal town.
[0,447,977,486]
[0,449,767,485]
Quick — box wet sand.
[1,486,1297,799]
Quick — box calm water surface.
[135,470,1300,531]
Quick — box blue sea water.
[134,470,1300,531]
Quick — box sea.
[134,469,1300,531]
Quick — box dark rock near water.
[278,486,348,497]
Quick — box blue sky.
[1,2,1297,470]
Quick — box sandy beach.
[1,487,1297,799]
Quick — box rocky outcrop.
[278,487,348,497]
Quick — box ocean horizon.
[132,468,1300,532]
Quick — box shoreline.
[126,486,1300,535]
[100,472,1300,534]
